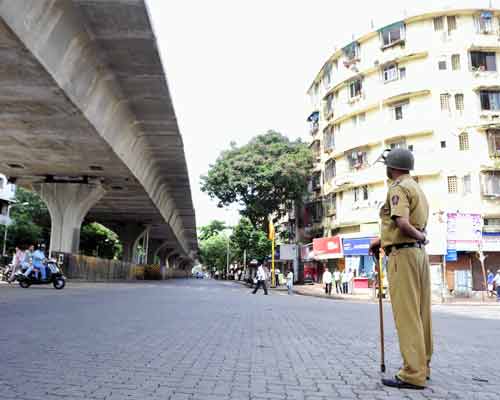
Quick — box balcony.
[309,121,319,136]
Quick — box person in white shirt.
[286,269,294,295]
[252,264,268,295]
[341,269,349,294]
[322,267,333,296]
[494,269,500,301]
[333,269,341,294]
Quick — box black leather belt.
[384,242,423,256]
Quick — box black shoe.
[381,376,425,390]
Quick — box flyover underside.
[0,0,197,257]
[0,19,173,244]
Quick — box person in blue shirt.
[24,245,47,280]
[487,269,494,297]
[32,246,47,280]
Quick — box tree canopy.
[230,217,270,264]
[198,220,227,242]
[201,131,313,228]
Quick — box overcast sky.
[146,0,496,229]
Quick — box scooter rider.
[24,245,47,280]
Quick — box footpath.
[238,280,499,305]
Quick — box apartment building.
[0,174,15,226]
[302,9,500,293]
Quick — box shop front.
[312,236,343,280]
[342,236,376,293]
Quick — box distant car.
[195,271,204,279]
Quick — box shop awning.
[378,21,404,33]
[307,111,319,122]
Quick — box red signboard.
[313,236,342,256]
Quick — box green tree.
[80,223,122,259]
[198,219,227,241]
[201,131,313,228]
[230,218,270,264]
[199,233,231,272]
[0,188,51,253]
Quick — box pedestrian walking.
[286,269,294,295]
[252,263,268,295]
[275,267,280,287]
[369,148,431,390]
[334,269,341,294]
[8,246,25,283]
[341,269,349,294]
[487,269,494,297]
[322,267,332,296]
[494,270,500,302]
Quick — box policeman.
[369,148,432,390]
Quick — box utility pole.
[477,243,488,303]
[226,237,230,279]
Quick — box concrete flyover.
[0,1,197,265]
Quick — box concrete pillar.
[114,224,145,263]
[32,183,106,255]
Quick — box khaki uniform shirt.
[380,174,429,248]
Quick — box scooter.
[15,260,66,290]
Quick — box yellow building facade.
[306,8,500,240]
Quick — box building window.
[481,171,500,196]
[383,64,398,82]
[458,132,469,151]
[455,93,464,112]
[380,22,405,47]
[349,79,362,99]
[324,193,337,216]
[433,16,444,31]
[447,16,457,33]
[324,94,334,119]
[438,60,447,70]
[471,51,497,71]
[399,67,406,79]
[474,11,494,34]
[325,159,336,182]
[358,112,366,123]
[392,101,408,120]
[389,140,406,150]
[348,150,368,170]
[487,130,500,157]
[323,63,332,88]
[462,174,472,194]
[343,41,360,63]
[441,140,447,148]
[480,91,500,111]
[451,54,461,70]
[311,140,321,159]
[448,176,458,193]
[440,93,451,111]
[354,185,369,202]
[323,126,335,151]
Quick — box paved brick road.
[0,279,498,400]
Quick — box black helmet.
[377,148,414,171]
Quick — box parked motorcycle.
[15,260,66,289]
[0,264,13,282]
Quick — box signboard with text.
[313,236,342,259]
[447,213,482,252]
[342,237,374,256]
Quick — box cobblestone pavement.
[0,279,499,400]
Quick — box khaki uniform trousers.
[387,247,433,387]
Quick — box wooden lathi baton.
[374,251,386,373]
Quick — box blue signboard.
[445,249,457,262]
[342,237,374,256]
